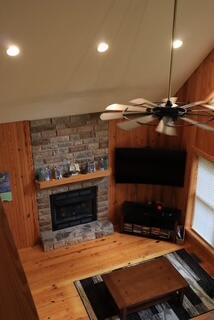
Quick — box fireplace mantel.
[36,169,111,190]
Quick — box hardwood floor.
[19,233,213,320]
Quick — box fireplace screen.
[50,186,97,231]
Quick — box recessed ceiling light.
[97,42,109,53]
[173,39,183,49]
[6,45,20,57]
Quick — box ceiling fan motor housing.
[153,106,186,120]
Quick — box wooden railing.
[0,200,39,320]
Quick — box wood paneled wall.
[177,49,214,156]
[0,121,39,248]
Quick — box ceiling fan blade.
[188,108,213,112]
[129,98,157,107]
[136,114,155,124]
[205,92,214,103]
[156,118,166,133]
[162,97,178,103]
[106,103,147,112]
[182,100,207,109]
[201,104,214,111]
[117,115,154,131]
[100,112,124,121]
[183,95,214,109]
[181,117,214,132]
[156,117,176,136]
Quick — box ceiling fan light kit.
[100,0,214,136]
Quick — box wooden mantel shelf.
[35,169,111,190]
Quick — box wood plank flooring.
[19,233,213,320]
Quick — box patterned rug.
[74,250,214,320]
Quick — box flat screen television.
[115,148,186,187]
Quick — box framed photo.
[0,172,12,202]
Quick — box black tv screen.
[115,148,186,187]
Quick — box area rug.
[74,249,214,320]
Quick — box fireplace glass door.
[50,186,97,231]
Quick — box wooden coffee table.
[103,256,188,320]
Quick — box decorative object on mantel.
[98,156,108,171]
[36,166,61,181]
[0,173,12,202]
[63,160,81,177]
[86,161,96,173]
[36,162,82,181]
[36,155,110,186]
[100,0,214,136]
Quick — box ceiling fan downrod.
[167,0,178,103]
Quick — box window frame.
[185,147,214,249]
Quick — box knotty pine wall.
[0,122,39,248]
[177,49,214,156]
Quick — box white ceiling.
[0,0,213,123]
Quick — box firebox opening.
[50,186,97,231]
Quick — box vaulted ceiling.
[0,0,213,123]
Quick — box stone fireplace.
[37,179,113,251]
[31,113,113,250]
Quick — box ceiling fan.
[100,0,214,136]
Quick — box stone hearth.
[42,220,113,251]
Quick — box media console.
[121,201,181,242]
